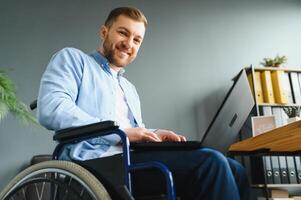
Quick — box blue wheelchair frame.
[52,120,176,200]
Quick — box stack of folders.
[248,70,301,105]
[257,71,301,127]
[251,155,301,184]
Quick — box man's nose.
[122,38,134,49]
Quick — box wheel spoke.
[68,177,73,186]
[22,187,26,200]
[80,188,84,197]
[52,184,58,200]
[38,173,47,200]
[34,183,40,199]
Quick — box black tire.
[0,160,112,200]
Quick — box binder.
[263,156,274,184]
[272,107,283,127]
[283,72,294,104]
[261,106,272,116]
[281,109,288,126]
[279,156,289,184]
[271,156,281,184]
[286,156,297,184]
[274,107,287,127]
[254,71,264,104]
[290,72,301,104]
[261,71,275,103]
[294,156,301,184]
[298,73,301,102]
[271,71,288,104]
[250,156,273,184]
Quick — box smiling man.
[100,14,144,70]
[38,7,252,200]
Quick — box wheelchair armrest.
[53,120,119,143]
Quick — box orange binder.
[271,71,288,104]
[254,71,264,103]
[261,71,275,103]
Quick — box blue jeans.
[131,148,252,200]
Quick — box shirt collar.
[90,50,125,77]
[111,68,118,78]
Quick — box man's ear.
[99,25,108,40]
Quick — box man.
[38,7,252,200]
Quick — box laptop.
[130,69,254,154]
[130,140,203,151]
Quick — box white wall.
[1,0,301,190]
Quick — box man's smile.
[116,46,131,58]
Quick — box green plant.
[283,106,301,118]
[0,69,37,125]
[260,55,288,67]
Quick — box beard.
[102,38,134,68]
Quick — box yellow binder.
[261,71,275,103]
[254,71,264,103]
[247,73,255,99]
[271,71,288,104]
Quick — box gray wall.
[1,0,301,191]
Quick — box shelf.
[252,184,301,196]
[253,184,301,188]
[240,67,301,198]
[249,67,301,73]
[258,103,301,107]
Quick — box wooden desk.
[229,120,301,153]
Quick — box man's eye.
[134,39,141,44]
[119,31,127,36]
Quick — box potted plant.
[283,106,301,124]
[0,69,37,125]
[260,55,288,68]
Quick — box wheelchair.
[0,103,177,200]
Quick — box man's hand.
[124,127,161,142]
[155,129,187,142]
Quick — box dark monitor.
[200,69,255,154]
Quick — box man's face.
[100,15,145,69]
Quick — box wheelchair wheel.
[0,160,111,200]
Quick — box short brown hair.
[105,7,147,28]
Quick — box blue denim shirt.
[37,47,145,160]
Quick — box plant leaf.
[0,70,38,126]
[0,101,9,121]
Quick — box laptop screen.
[200,69,255,154]
[130,69,254,154]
